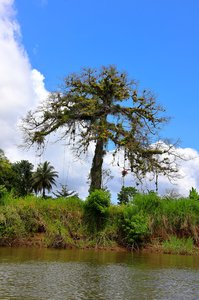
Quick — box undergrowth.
[1,191,199,253]
[162,236,194,255]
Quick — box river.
[0,247,199,299]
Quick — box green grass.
[162,236,194,255]
[0,195,86,247]
[129,194,199,244]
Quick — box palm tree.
[32,161,58,198]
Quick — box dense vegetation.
[0,128,197,255]
[1,188,199,255]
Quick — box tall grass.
[1,191,199,252]
[162,236,194,255]
[127,193,199,245]
[0,195,86,248]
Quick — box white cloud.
[31,69,49,104]
[0,0,14,18]
[0,0,47,154]
[97,145,199,201]
[1,0,199,201]
[166,147,199,196]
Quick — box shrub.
[189,187,199,200]
[84,189,111,233]
[17,204,46,233]
[0,185,7,197]
[0,206,26,238]
[0,185,7,205]
[119,204,149,249]
[133,192,162,214]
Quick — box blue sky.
[14,0,199,150]
[1,0,199,199]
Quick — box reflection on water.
[0,247,199,299]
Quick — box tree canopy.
[0,149,14,191]
[22,65,177,192]
[12,160,34,196]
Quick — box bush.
[133,192,162,214]
[17,204,46,233]
[0,185,7,197]
[189,187,199,200]
[0,185,7,205]
[84,189,111,233]
[119,204,149,249]
[0,206,26,238]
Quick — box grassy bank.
[1,191,199,254]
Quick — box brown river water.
[0,247,199,299]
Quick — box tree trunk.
[89,139,104,192]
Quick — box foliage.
[0,149,14,191]
[0,206,26,238]
[32,161,58,198]
[162,236,194,255]
[12,160,34,196]
[84,189,111,233]
[0,185,7,201]
[1,192,199,252]
[119,204,149,248]
[0,195,85,247]
[33,196,85,247]
[17,203,46,234]
[22,65,177,193]
[117,186,137,204]
[133,192,162,214]
[118,192,199,248]
[130,194,199,243]
[189,187,199,200]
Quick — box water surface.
[0,247,199,299]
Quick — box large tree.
[22,66,177,192]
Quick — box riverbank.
[1,234,199,256]
[0,233,128,252]
[1,191,199,255]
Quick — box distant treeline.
[0,149,61,198]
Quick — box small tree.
[32,161,58,198]
[117,186,138,205]
[53,184,78,198]
[189,187,199,200]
